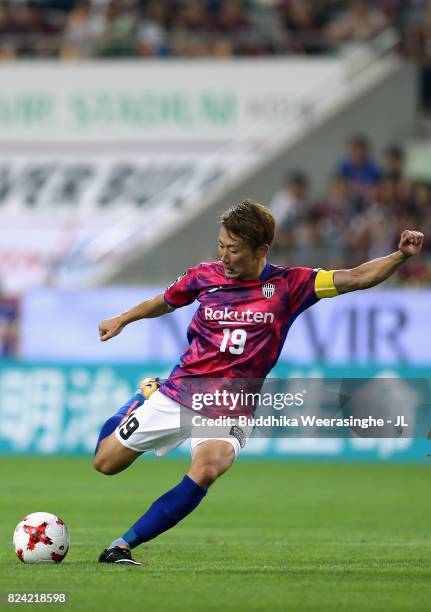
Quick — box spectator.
[378,144,412,217]
[170,0,214,57]
[278,0,326,55]
[0,285,19,358]
[315,173,357,246]
[405,0,431,115]
[214,0,252,56]
[215,0,250,34]
[383,143,405,180]
[61,0,104,59]
[137,0,169,58]
[375,175,409,216]
[409,180,431,231]
[95,0,138,58]
[337,134,381,202]
[327,0,388,43]
[174,0,212,33]
[15,2,61,57]
[270,171,310,249]
[0,0,12,35]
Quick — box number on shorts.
[119,415,139,440]
[219,328,247,355]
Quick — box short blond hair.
[221,199,275,251]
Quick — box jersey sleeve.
[164,266,200,308]
[314,269,338,298]
[287,267,319,317]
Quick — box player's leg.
[187,439,235,487]
[94,392,143,455]
[93,391,145,474]
[100,439,235,562]
[93,377,161,472]
[97,390,196,564]
[99,432,238,565]
[93,432,142,475]
[94,378,160,454]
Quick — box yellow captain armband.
[314,269,339,298]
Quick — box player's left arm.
[332,230,424,294]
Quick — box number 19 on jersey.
[219,328,247,355]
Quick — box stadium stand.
[270,136,431,285]
[0,0,430,291]
[0,0,424,60]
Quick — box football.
[13,512,69,564]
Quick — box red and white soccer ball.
[13,512,69,564]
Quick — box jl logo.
[262,283,275,298]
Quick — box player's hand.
[98,315,126,342]
[398,230,424,258]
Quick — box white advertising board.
[0,59,343,144]
[0,152,238,292]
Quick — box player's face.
[218,226,267,281]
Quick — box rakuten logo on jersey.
[204,307,275,324]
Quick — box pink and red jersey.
[160,261,337,415]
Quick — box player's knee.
[194,450,235,486]
[93,454,117,475]
[194,462,221,487]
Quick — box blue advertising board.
[1,360,430,462]
[21,288,431,365]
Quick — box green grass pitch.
[1,457,430,611]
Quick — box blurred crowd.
[0,0,430,309]
[0,0,427,60]
[270,135,431,285]
[2,0,431,110]
[0,285,19,357]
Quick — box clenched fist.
[99,315,126,342]
[398,230,424,258]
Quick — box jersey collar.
[258,261,272,281]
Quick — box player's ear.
[255,244,269,259]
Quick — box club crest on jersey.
[262,283,275,299]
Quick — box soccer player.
[94,199,424,564]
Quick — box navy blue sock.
[121,475,207,548]
[94,392,144,454]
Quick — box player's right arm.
[99,293,174,342]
